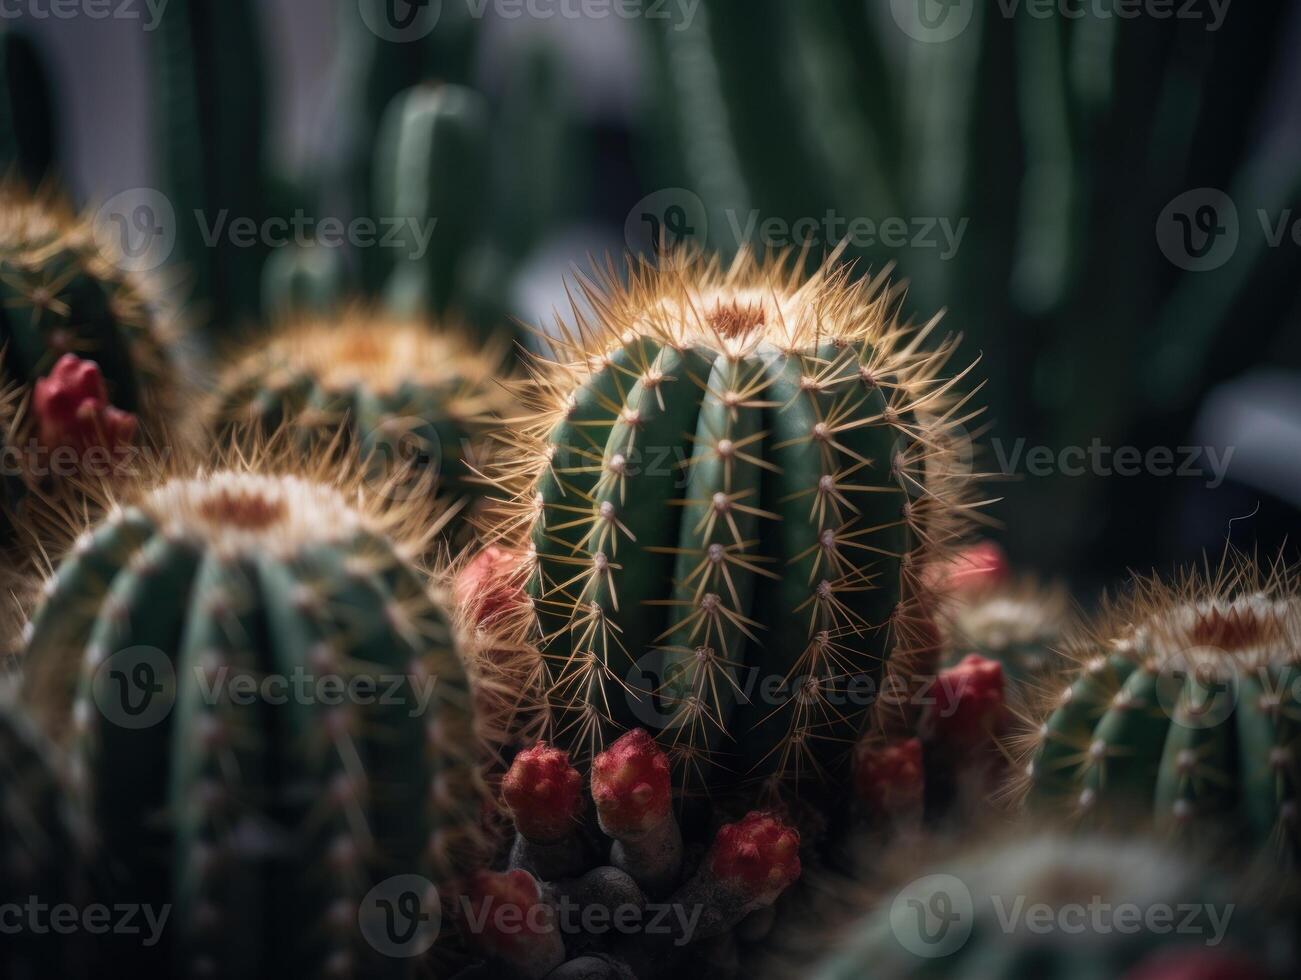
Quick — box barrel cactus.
[208,310,509,541]
[801,832,1291,980]
[489,250,977,798]
[19,461,488,975]
[0,693,87,977]
[0,185,178,520]
[1021,559,1300,859]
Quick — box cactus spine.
[20,464,486,975]
[1022,559,1300,858]
[491,251,978,796]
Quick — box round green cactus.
[20,465,487,976]
[1022,560,1300,859]
[208,310,511,542]
[0,692,87,976]
[0,185,176,430]
[0,186,179,539]
[490,251,978,797]
[805,832,1291,980]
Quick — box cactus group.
[492,250,978,798]
[801,832,1292,980]
[208,310,511,541]
[19,462,486,975]
[1022,560,1300,859]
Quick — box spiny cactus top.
[803,832,1290,980]
[1021,558,1300,858]
[19,461,486,976]
[0,185,175,438]
[490,250,980,798]
[209,310,510,538]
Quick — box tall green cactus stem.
[339,0,482,294]
[1022,560,1300,859]
[153,0,269,330]
[208,310,511,543]
[20,468,485,976]
[376,84,489,323]
[805,832,1290,980]
[0,30,58,188]
[491,251,979,797]
[0,695,86,976]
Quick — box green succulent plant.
[490,251,979,797]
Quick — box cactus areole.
[490,251,977,797]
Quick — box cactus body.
[1024,563,1300,858]
[806,833,1290,980]
[20,468,484,976]
[209,311,508,542]
[0,696,86,977]
[493,252,975,797]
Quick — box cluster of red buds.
[460,730,801,979]
[33,354,137,455]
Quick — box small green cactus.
[0,692,87,977]
[803,832,1291,980]
[20,463,487,976]
[1021,558,1300,859]
[490,251,979,797]
[930,543,1072,682]
[207,309,512,542]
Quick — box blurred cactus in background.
[634,1,1301,579]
